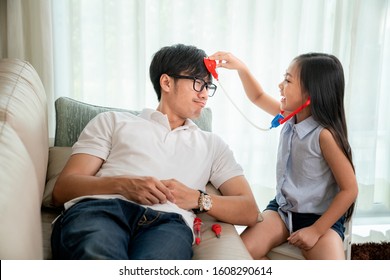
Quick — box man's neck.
[155,105,186,130]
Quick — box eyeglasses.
[169,74,217,97]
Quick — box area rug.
[351,242,390,260]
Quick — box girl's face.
[278,61,307,113]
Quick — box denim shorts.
[265,198,345,240]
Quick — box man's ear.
[160,74,172,93]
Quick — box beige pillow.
[43,147,72,208]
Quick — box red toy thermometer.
[203,57,311,130]
[193,217,203,245]
[212,224,222,238]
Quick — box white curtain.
[2,0,390,240]
[0,0,55,135]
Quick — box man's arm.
[162,175,259,227]
[52,153,174,207]
[208,175,259,226]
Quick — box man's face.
[166,74,210,120]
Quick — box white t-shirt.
[65,108,244,229]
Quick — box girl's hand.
[287,226,321,250]
[208,52,247,72]
[208,51,281,116]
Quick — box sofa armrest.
[191,184,253,260]
[0,59,48,259]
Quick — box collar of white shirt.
[139,108,199,131]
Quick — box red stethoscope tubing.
[279,97,311,124]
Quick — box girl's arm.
[312,129,358,234]
[209,52,280,116]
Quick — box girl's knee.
[303,230,345,260]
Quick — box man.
[51,44,259,259]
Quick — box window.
[52,0,390,240]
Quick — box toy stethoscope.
[203,58,311,131]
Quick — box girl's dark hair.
[295,53,355,220]
[149,44,210,101]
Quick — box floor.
[352,223,390,243]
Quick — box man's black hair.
[149,44,210,101]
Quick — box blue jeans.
[51,199,193,260]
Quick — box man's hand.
[119,176,175,205]
[54,154,181,208]
[161,179,199,210]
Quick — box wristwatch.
[192,190,212,214]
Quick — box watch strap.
[192,190,207,214]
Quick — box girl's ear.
[302,89,310,101]
[160,74,172,93]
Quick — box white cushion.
[0,58,48,259]
[0,125,43,259]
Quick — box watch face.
[203,195,212,211]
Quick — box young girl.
[209,52,358,259]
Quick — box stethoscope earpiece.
[203,58,219,80]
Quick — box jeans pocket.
[51,212,64,229]
[137,208,161,226]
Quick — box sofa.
[0,58,252,260]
